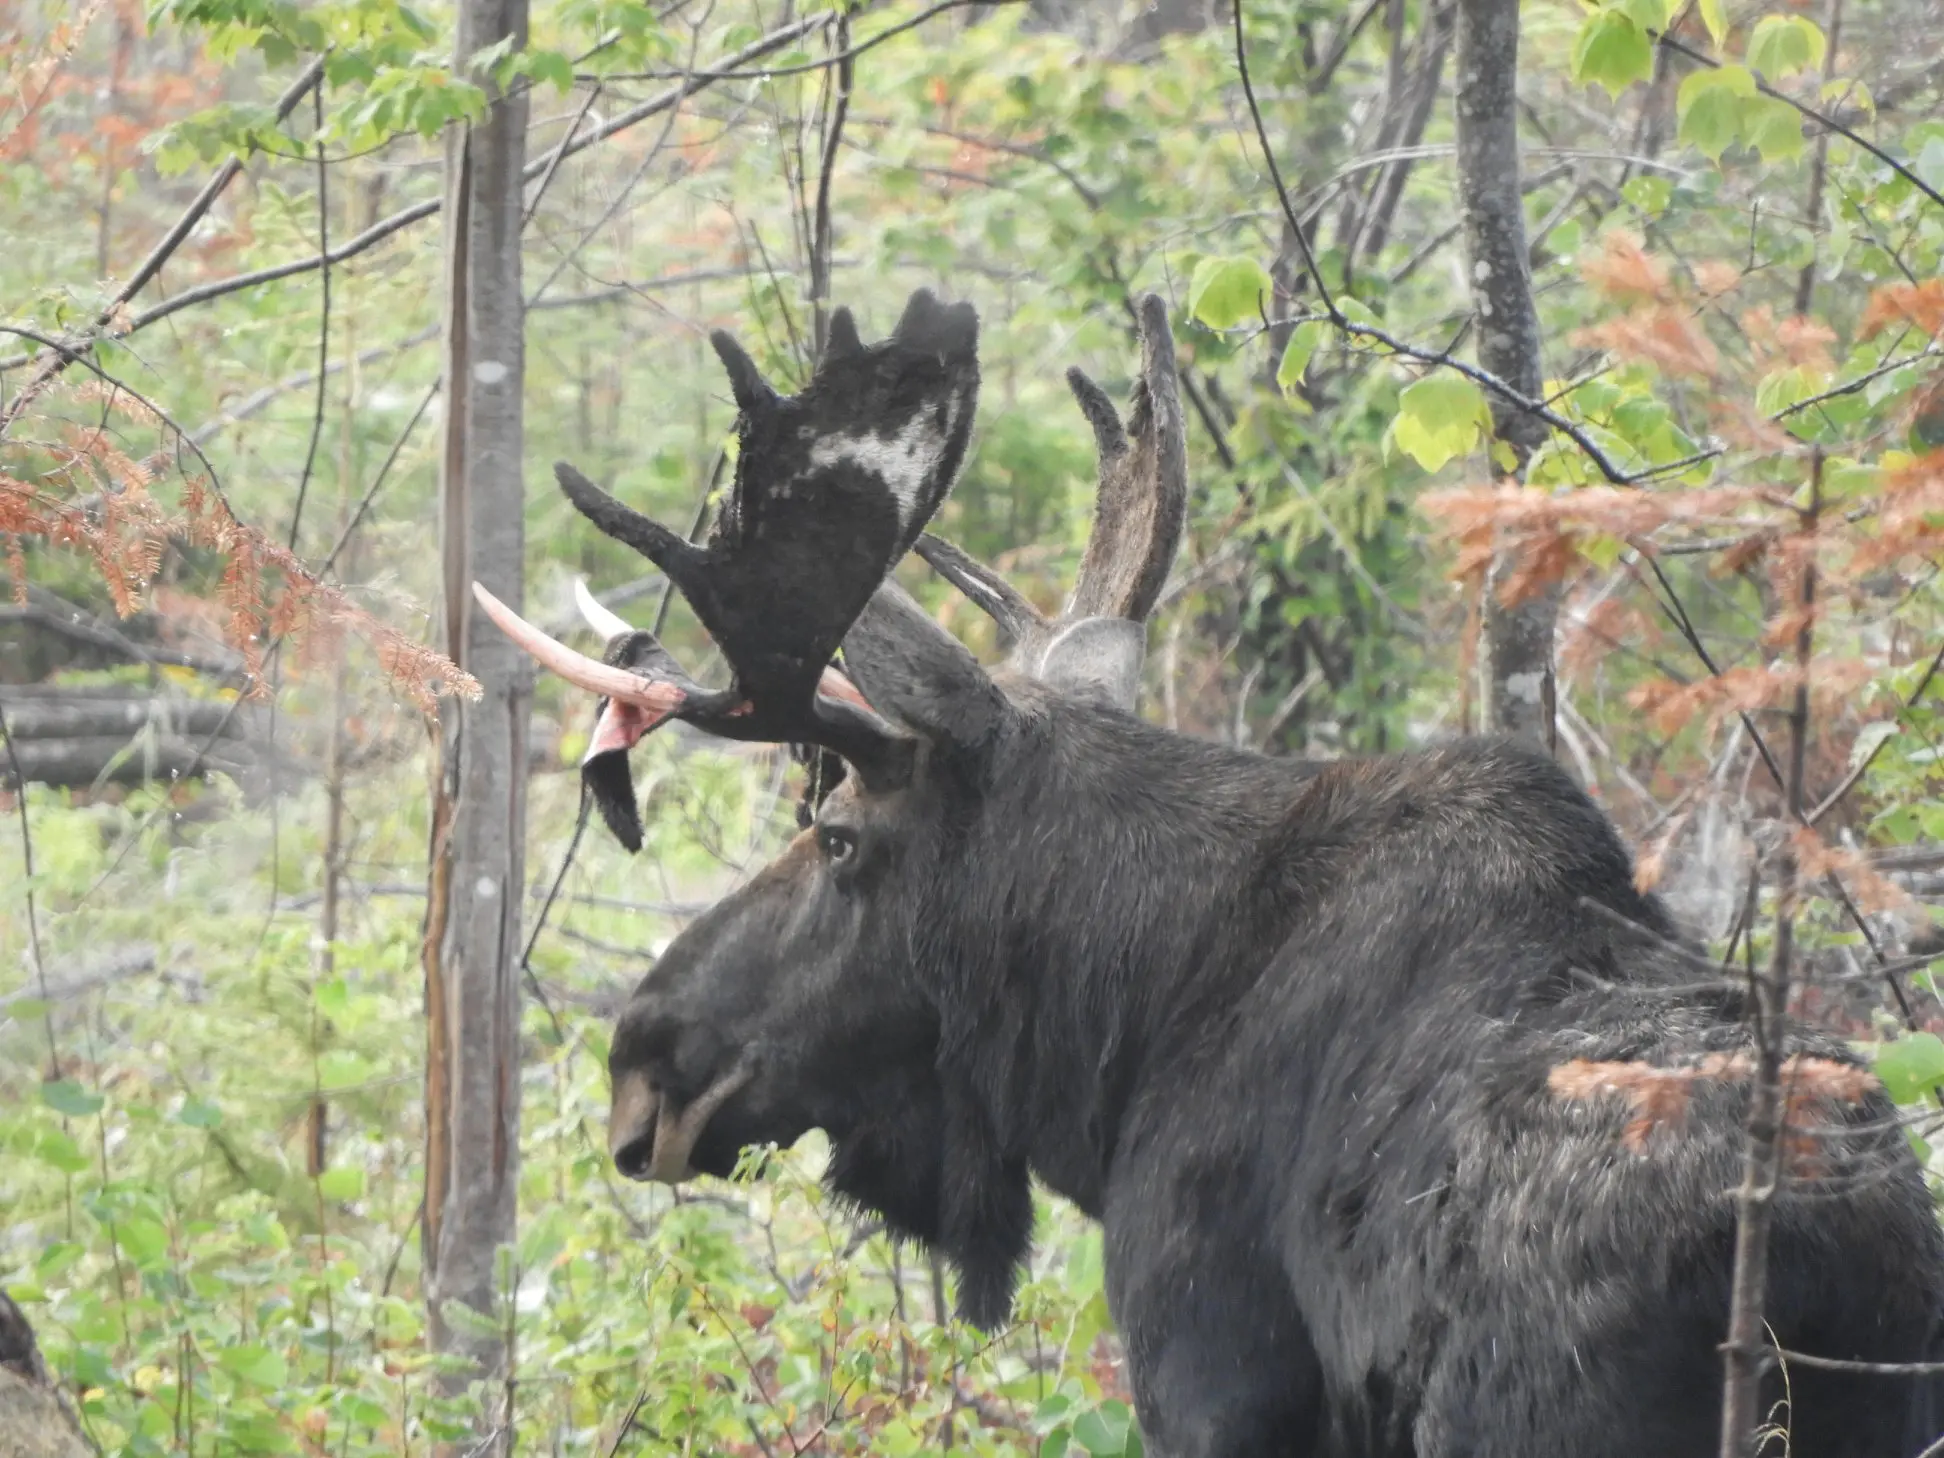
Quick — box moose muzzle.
[608,1060,754,1184]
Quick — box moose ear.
[842,583,1013,753]
[1032,616,1145,711]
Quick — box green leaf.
[1621,174,1671,214]
[1277,321,1326,393]
[1615,0,1674,34]
[1876,1032,1944,1104]
[317,1167,364,1201]
[176,1097,223,1128]
[1747,14,1825,80]
[1824,76,1872,114]
[40,1080,104,1117]
[1677,65,1756,162]
[1186,256,1273,330]
[1755,364,1817,416]
[1698,0,1727,49]
[29,1128,89,1174]
[317,1049,378,1089]
[117,1215,169,1268]
[1572,12,1653,100]
[1741,95,1804,163]
[1072,1401,1133,1456]
[1393,375,1488,473]
[219,1344,289,1388]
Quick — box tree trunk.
[1454,0,1555,752]
[421,0,530,1444]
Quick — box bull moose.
[476,291,1944,1456]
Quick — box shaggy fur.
[608,668,1944,1458]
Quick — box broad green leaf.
[116,1216,169,1268]
[1698,0,1727,49]
[317,1167,364,1201]
[317,1049,378,1090]
[1186,256,1273,330]
[1747,15,1825,80]
[40,1080,104,1117]
[1277,321,1326,393]
[1072,1401,1133,1456]
[1615,0,1675,33]
[1621,174,1671,214]
[219,1344,288,1388]
[176,1097,223,1128]
[1677,65,1756,162]
[1876,1032,1944,1104]
[1755,365,1817,416]
[1572,12,1653,99]
[1392,375,1488,473]
[29,1128,89,1174]
[1823,76,1872,114]
[1741,96,1804,163]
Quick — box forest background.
[4,0,1944,1451]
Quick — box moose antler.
[472,290,982,843]
[914,292,1185,709]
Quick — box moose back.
[478,291,1944,1458]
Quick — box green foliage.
[11,0,1944,1447]
[1746,14,1826,80]
[1677,65,1757,162]
[1572,10,1655,100]
[1186,255,1273,331]
[1876,1034,1944,1106]
[1388,374,1488,473]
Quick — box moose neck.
[927,688,1312,1216]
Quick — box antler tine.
[1066,292,1187,625]
[913,534,1047,649]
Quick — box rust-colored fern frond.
[3,389,479,711]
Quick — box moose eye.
[817,825,859,865]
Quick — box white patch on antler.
[807,395,962,528]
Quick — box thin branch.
[287,85,331,552]
[0,54,326,419]
[0,12,838,369]
[1233,0,1337,317]
[1656,30,1944,217]
[1807,637,1944,825]
[0,700,58,1076]
[808,13,854,354]
[590,0,1015,82]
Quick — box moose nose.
[609,1069,659,1180]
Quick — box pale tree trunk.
[422,0,530,1444]
[1454,0,1555,752]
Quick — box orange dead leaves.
[1549,1053,1877,1170]
[1560,596,1659,680]
[1694,259,1744,302]
[1791,825,1915,914]
[1581,231,1668,304]
[1421,483,1761,604]
[1861,279,1944,340]
[5,387,478,711]
[1578,307,1720,379]
[1627,657,1874,734]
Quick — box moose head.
[476,290,1186,1327]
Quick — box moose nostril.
[612,1130,655,1181]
